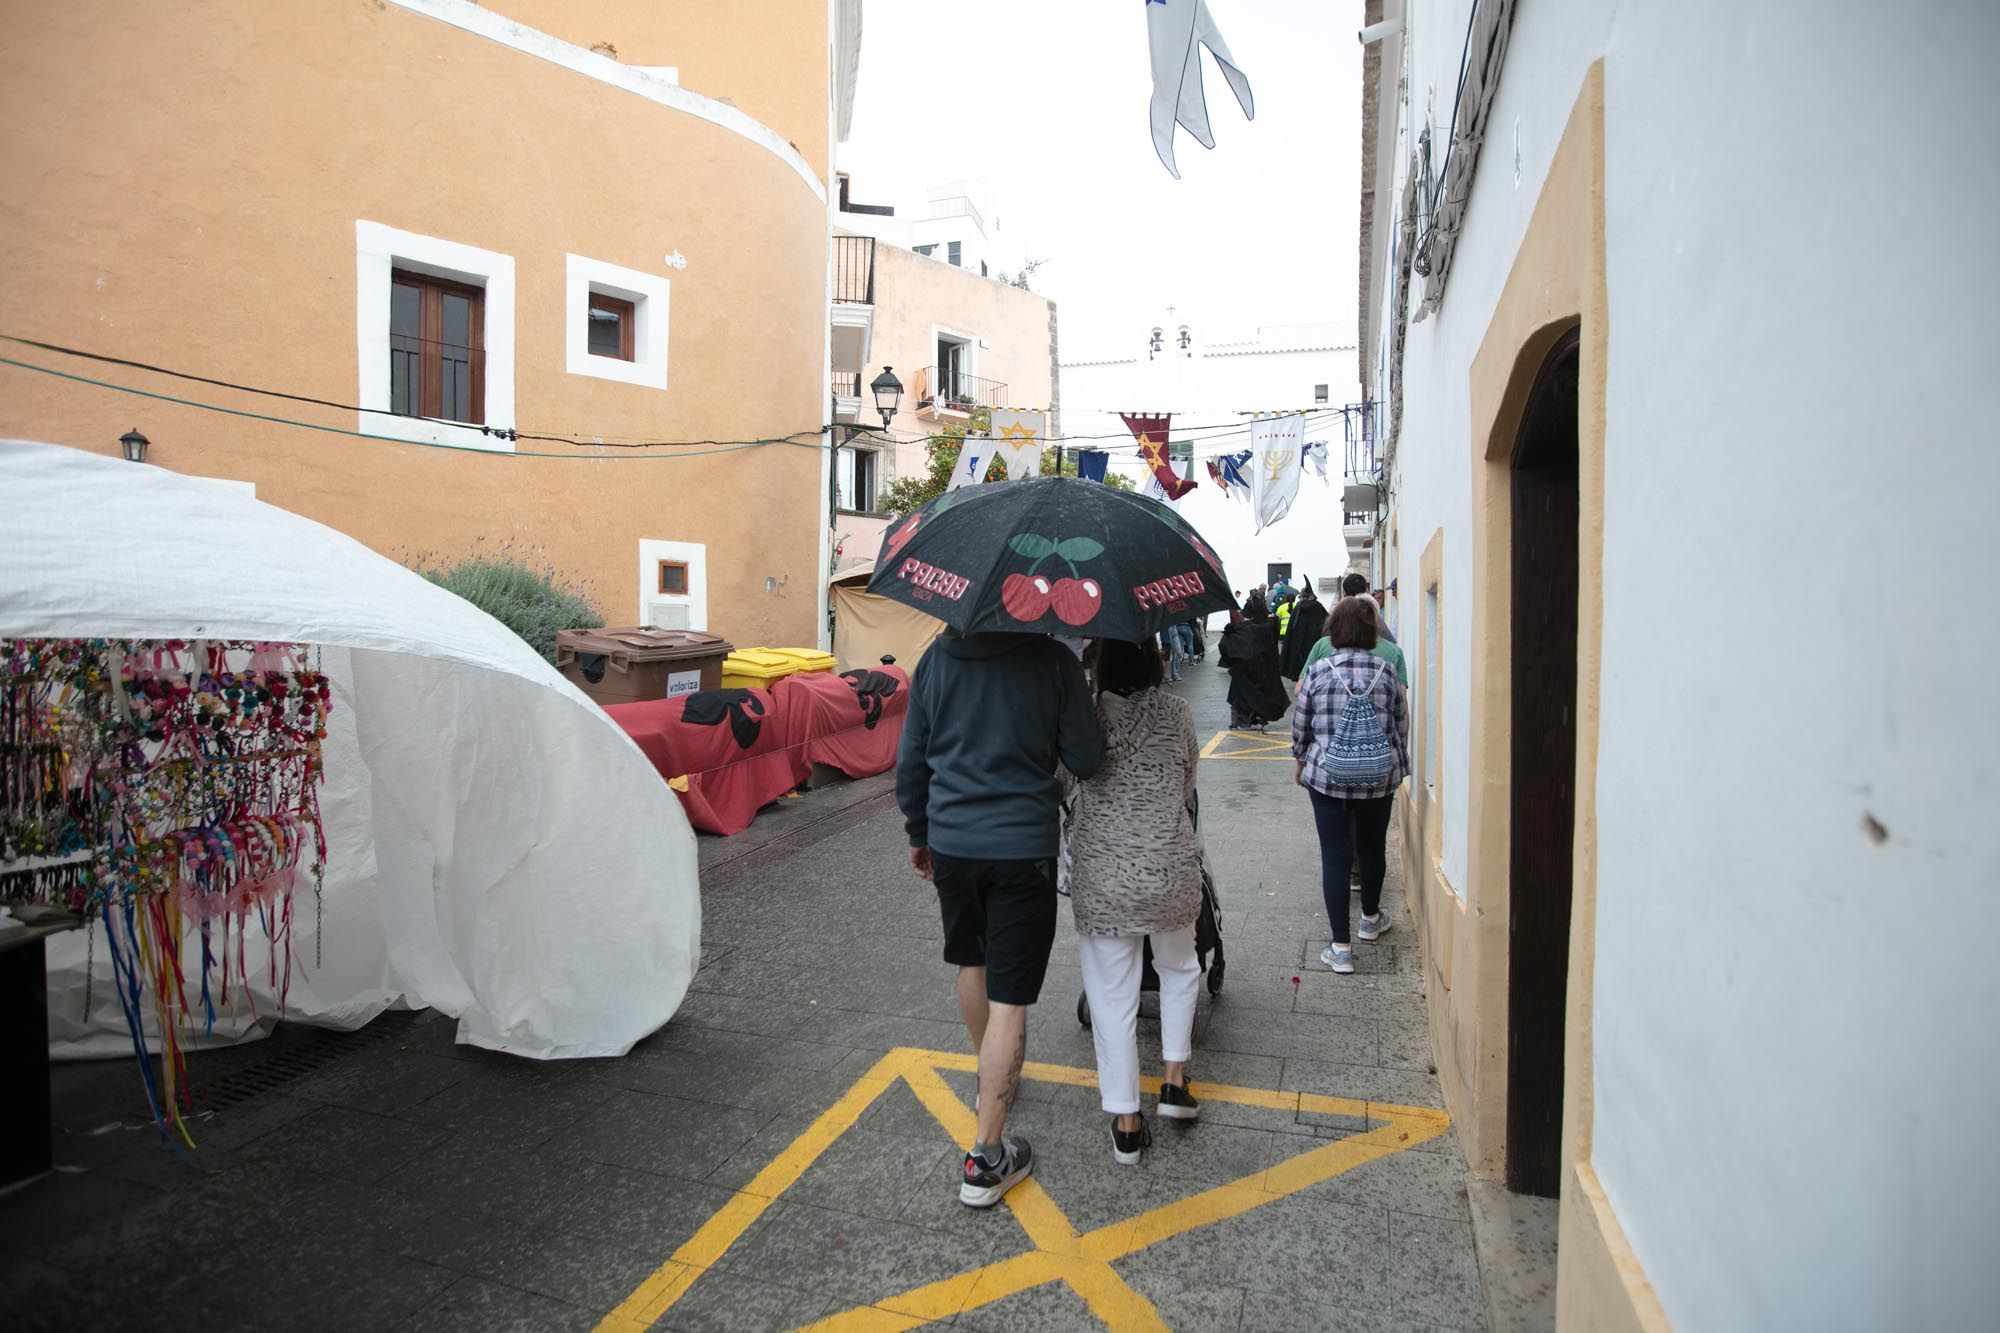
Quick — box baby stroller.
[1065,790,1225,1028]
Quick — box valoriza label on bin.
[667,669,702,699]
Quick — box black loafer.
[1111,1116,1151,1166]
[1158,1081,1201,1121]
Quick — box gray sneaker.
[1319,943,1355,974]
[960,1137,1033,1208]
[1357,910,1393,942]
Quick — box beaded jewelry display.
[0,638,331,1148]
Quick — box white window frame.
[835,442,881,513]
[637,538,707,630]
[355,220,516,453]
[566,253,672,389]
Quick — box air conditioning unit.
[646,600,691,630]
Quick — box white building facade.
[1358,2,1999,1329]
[1061,319,1360,605]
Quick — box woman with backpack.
[1291,596,1410,974]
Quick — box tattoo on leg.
[999,1024,1026,1112]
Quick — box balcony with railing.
[1343,510,1376,554]
[831,235,876,305]
[914,366,1009,417]
[926,195,987,234]
[829,235,876,376]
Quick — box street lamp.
[118,427,150,463]
[869,366,903,428]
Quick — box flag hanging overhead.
[1304,438,1330,481]
[1076,449,1109,482]
[1249,413,1305,533]
[1122,412,1197,500]
[989,409,1046,480]
[1219,449,1253,499]
[1145,0,1255,180]
[945,435,993,491]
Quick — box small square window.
[658,560,689,595]
[1314,383,1329,404]
[589,292,636,362]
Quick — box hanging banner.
[1076,450,1109,483]
[945,434,993,491]
[1206,459,1229,496]
[989,409,1046,480]
[1220,449,1253,500]
[1304,439,1330,481]
[1250,413,1305,533]
[1146,0,1255,180]
[1121,412,1197,500]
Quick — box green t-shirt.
[1304,635,1408,685]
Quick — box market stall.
[0,441,700,1086]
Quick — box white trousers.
[1077,926,1201,1115]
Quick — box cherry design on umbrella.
[1001,534,1104,626]
[884,513,922,560]
[839,670,901,729]
[682,689,766,749]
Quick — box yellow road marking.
[596,1048,1449,1331]
[1199,729,1294,760]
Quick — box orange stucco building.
[0,0,857,649]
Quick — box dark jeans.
[1307,788,1394,944]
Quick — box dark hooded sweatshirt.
[896,631,1105,860]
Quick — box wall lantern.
[118,427,150,463]
[869,366,903,428]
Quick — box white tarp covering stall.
[0,440,699,1059]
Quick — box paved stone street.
[2,661,1483,1331]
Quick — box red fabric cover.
[604,666,910,836]
[776,665,909,778]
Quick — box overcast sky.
[842,0,1365,359]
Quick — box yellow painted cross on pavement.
[1198,729,1293,761]
[596,1047,1449,1331]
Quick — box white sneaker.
[1319,943,1355,974]
[1357,911,1393,942]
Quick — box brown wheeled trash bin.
[555,627,735,707]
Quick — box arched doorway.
[1507,326,1580,1197]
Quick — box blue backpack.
[1320,659,1396,787]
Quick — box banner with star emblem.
[988,409,1046,480]
[1121,412,1197,500]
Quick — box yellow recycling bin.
[720,647,838,691]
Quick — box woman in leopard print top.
[1066,638,1204,1163]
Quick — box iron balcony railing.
[831,372,860,400]
[832,235,876,305]
[914,366,1009,413]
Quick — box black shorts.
[932,853,1058,1006]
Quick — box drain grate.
[189,1009,423,1113]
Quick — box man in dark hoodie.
[897,628,1105,1208]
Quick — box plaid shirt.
[1291,649,1410,797]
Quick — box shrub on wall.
[411,545,604,663]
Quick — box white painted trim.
[830,302,875,371]
[384,0,825,204]
[354,220,516,454]
[565,254,671,389]
[637,539,708,630]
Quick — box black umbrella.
[867,477,1237,640]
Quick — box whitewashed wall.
[1375,1,2000,1327]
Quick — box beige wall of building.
[0,0,833,652]
[833,232,1055,563]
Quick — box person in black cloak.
[1218,590,1289,729]
[1280,583,1328,683]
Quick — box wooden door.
[1507,328,1581,1198]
